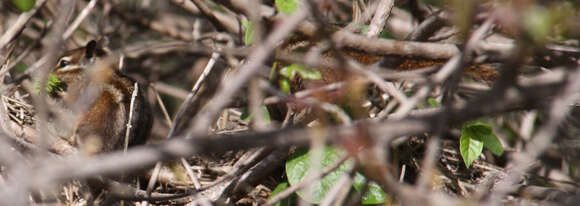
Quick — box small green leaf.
[12,0,35,12]
[476,128,504,156]
[269,182,296,206]
[241,107,251,121]
[15,62,27,72]
[290,64,322,80]
[279,78,291,93]
[427,97,440,108]
[524,6,552,44]
[286,146,386,204]
[262,106,271,122]
[242,20,254,46]
[269,61,279,81]
[363,182,386,204]
[467,123,492,134]
[286,147,353,204]
[275,0,299,14]
[34,73,67,95]
[460,124,484,168]
[279,66,296,79]
[353,173,387,204]
[465,123,503,156]
[379,30,393,39]
[360,25,369,34]
[482,133,503,156]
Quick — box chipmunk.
[48,40,152,153]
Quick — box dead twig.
[0,0,48,51]
[365,0,394,38]
[62,0,98,39]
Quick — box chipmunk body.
[50,40,151,153]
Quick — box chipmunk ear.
[85,40,98,59]
[85,39,108,59]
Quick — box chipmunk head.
[44,40,110,97]
[53,40,109,77]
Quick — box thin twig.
[260,80,353,124]
[399,164,406,182]
[190,0,239,34]
[519,111,537,140]
[190,8,309,133]
[332,30,459,59]
[0,0,76,204]
[365,0,394,38]
[0,0,48,50]
[147,51,221,201]
[416,136,441,190]
[168,52,220,138]
[405,10,450,41]
[486,65,580,205]
[347,60,409,106]
[319,173,354,206]
[123,82,139,153]
[0,67,572,202]
[191,52,220,93]
[62,0,98,39]
[152,82,189,100]
[1,26,47,82]
[142,162,163,206]
[181,158,202,189]
[153,87,173,126]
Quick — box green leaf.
[241,107,251,121]
[34,73,67,95]
[417,97,440,109]
[269,182,296,206]
[286,147,385,204]
[262,106,271,122]
[465,123,503,156]
[279,64,321,81]
[275,0,299,14]
[279,66,296,79]
[269,61,279,81]
[427,97,440,108]
[524,6,552,44]
[353,173,387,204]
[360,25,369,34]
[242,20,254,46]
[279,78,291,93]
[12,0,35,12]
[379,30,393,39]
[290,64,322,80]
[482,134,503,156]
[460,124,485,168]
[285,147,353,204]
[479,128,503,156]
[460,122,504,167]
[15,62,27,72]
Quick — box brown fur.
[52,41,151,153]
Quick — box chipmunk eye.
[58,59,70,68]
